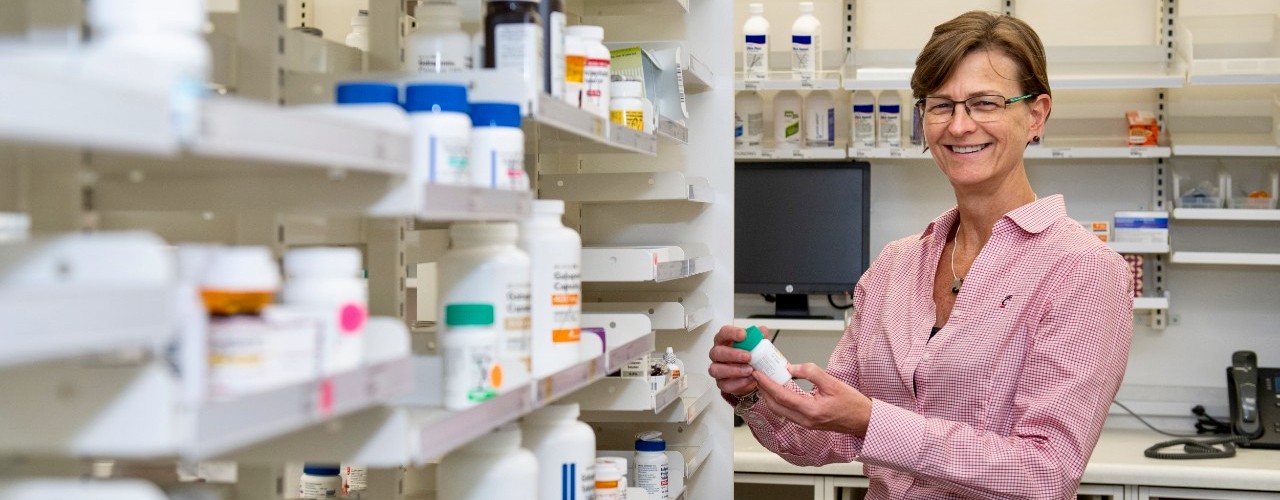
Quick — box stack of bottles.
[735,90,916,150]
[740,2,824,82]
[617,347,687,395]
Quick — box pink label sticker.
[318,378,334,417]
[339,303,367,335]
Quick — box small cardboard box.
[1114,211,1169,244]
[1126,111,1159,146]
[1080,221,1110,242]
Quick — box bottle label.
[792,34,817,77]
[551,264,581,343]
[417,52,468,73]
[807,106,834,146]
[853,111,876,147]
[746,111,763,147]
[744,34,767,80]
[735,111,744,145]
[565,53,586,106]
[429,134,471,185]
[879,111,901,147]
[444,338,497,403]
[300,481,338,498]
[583,57,611,114]
[345,466,367,491]
[611,109,645,132]
[556,462,595,500]
[504,281,532,363]
[549,12,566,97]
[635,462,669,498]
[781,110,801,144]
[495,23,543,94]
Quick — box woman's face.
[923,49,1050,194]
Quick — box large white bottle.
[439,223,532,385]
[804,90,835,148]
[406,0,471,73]
[773,90,803,149]
[735,91,764,148]
[851,91,876,148]
[518,200,582,379]
[521,403,596,500]
[878,91,903,148]
[344,10,369,51]
[791,2,821,81]
[743,3,769,81]
[438,424,539,499]
[566,25,611,119]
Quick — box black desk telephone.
[1227,350,1280,448]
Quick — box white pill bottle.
[438,424,539,499]
[732,325,792,385]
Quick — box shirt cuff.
[859,398,927,470]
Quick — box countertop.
[734,425,1280,491]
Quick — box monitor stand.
[748,293,835,320]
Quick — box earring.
[1031,135,1041,145]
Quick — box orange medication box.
[1126,111,1159,146]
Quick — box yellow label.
[565,55,585,83]
[552,293,580,306]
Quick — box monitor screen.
[735,161,870,316]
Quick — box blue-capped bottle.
[791,1,821,81]
[743,3,769,82]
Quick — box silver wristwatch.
[733,390,762,417]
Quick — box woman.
[710,11,1133,499]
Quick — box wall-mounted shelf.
[566,375,683,415]
[1179,14,1280,85]
[1133,297,1171,310]
[1,285,174,368]
[682,52,715,94]
[735,147,847,161]
[579,374,715,425]
[540,172,713,203]
[1109,242,1171,254]
[584,291,714,331]
[1172,208,1280,221]
[581,244,714,283]
[848,145,931,160]
[1168,133,1280,157]
[1024,143,1171,160]
[1171,252,1280,266]
[732,317,847,333]
[0,479,168,500]
[658,116,690,144]
[416,184,532,222]
[531,95,657,155]
[582,0,689,16]
[736,73,844,91]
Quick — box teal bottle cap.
[445,304,495,326]
[732,325,764,351]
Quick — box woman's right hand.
[708,324,762,397]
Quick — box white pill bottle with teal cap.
[733,325,792,385]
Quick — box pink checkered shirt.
[742,195,1133,499]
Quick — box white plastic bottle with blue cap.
[791,2,821,81]
[405,83,472,186]
[878,91,903,148]
[851,91,876,148]
[743,3,769,81]
[299,463,342,498]
[733,325,792,385]
[468,102,528,190]
[313,82,408,135]
[634,431,669,499]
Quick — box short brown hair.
[910,11,1050,101]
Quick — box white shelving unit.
[847,145,931,160]
[1133,297,1172,310]
[736,73,844,91]
[578,374,717,425]
[735,147,849,161]
[1170,251,1280,266]
[584,291,714,331]
[1,285,174,368]
[1178,14,1280,86]
[1173,208,1280,221]
[540,171,714,203]
[1109,242,1172,254]
[581,244,714,283]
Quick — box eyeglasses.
[916,93,1037,124]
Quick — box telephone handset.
[1227,350,1280,448]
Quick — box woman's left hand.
[753,363,873,437]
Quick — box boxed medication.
[1113,211,1168,244]
[1126,111,1159,146]
[1080,221,1110,242]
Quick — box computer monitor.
[735,161,871,319]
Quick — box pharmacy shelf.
[583,291,714,331]
[1171,252,1280,267]
[0,479,168,500]
[531,95,656,156]
[566,375,683,414]
[540,172,713,203]
[582,0,689,16]
[733,317,847,333]
[608,123,660,155]
[581,244,714,283]
[1178,14,1280,86]
[682,52,715,94]
[736,73,844,91]
[0,318,414,461]
[842,52,1183,91]
[415,184,532,222]
[847,145,931,160]
[1169,133,1280,157]
[1134,297,1171,310]
[658,115,690,144]
[1,285,174,368]
[578,374,716,425]
[1024,143,1171,160]
[193,97,410,175]
[1172,208,1280,221]
[735,147,848,161]
[1109,242,1171,254]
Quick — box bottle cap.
[598,456,628,474]
[531,199,565,215]
[732,325,765,351]
[470,102,522,128]
[283,247,362,278]
[201,246,281,292]
[610,80,644,99]
[798,1,814,13]
[595,461,621,481]
[351,9,369,26]
[336,82,399,105]
[748,3,764,14]
[564,25,605,42]
[302,464,341,476]
[635,431,666,451]
[404,84,469,114]
[444,304,495,326]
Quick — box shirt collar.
[919,194,1066,242]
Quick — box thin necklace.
[950,221,964,294]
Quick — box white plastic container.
[282,247,367,375]
[878,91,902,148]
[518,200,582,378]
[566,25,611,119]
[405,83,471,186]
[344,10,369,51]
[851,91,876,148]
[85,0,209,143]
[440,303,499,409]
[610,80,645,132]
[805,90,836,147]
[522,403,596,500]
[207,313,318,399]
[407,0,471,73]
[773,90,803,149]
[791,1,821,80]
[598,456,630,498]
[439,223,533,378]
[663,347,687,392]
[732,325,791,385]
[634,432,670,500]
[595,460,623,500]
[438,424,539,499]
[564,34,587,107]
[300,464,342,498]
[485,0,543,107]
[468,102,528,190]
[735,91,764,148]
[342,465,367,498]
[743,3,769,81]
[199,246,280,316]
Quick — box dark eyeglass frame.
[914,93,1038,124]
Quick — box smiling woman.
[710,10,1135,500]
